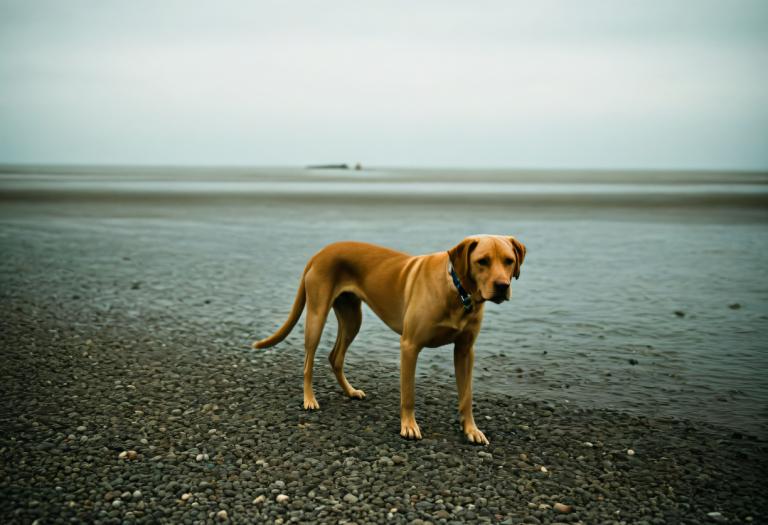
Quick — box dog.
[253,235,526,445]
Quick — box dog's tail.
[252,272,307,349]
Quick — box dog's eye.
[477,258,490,267]
[504,258,514,266]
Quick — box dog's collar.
[448,263,473,312]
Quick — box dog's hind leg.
[329,292,365,400]
[302,274,333,410]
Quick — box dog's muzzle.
[490,282,510,303]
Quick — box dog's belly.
[338,285,404,335]
[422,327,463,348]
[365,301,404,335]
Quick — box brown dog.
[253,235,526,445]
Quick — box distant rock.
[306,164,349,170]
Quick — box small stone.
[554,502,572,513]
[111,500,122,508]
[132,490,142,499]
[627,448,636,456]
[118,451,127,460]
[540,466,548,473]
[392,455,406,465]
[707,512,726,523]
[181,493,192,501]
[253,495,266,505]
[216,509,228,521]
[628,358,639,365]
[674,310,685,317]
[583,442,594,448]
[126,450,137,460]
[276,494,289,504]
[196,454,205,462]
[343,493,359,504]
[76,425,86,432]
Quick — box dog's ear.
[508,236,526,280]
[448,238,479,288]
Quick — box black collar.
[448,263,473,312]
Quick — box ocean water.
[1,167,767,437]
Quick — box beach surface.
[1,166,767,524]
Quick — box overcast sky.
[1,1,766,169]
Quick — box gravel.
[1,299,766,524]
[1,200,766,524]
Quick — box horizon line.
[1,162,767,175]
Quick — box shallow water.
[1,167,767,438]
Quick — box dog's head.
[448,235,526,304]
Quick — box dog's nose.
[494,281,510,294]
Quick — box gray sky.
[1,1,767,169]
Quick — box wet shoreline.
[3,165,768,211]
[1,166,767,522]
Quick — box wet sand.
[1,166,767,523]
[3,166,768,211]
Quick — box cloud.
[1,0,767,168]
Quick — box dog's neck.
[448,262,474,312]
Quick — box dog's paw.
[465,426,489,445]
[348,389,366,400]
[303,397,320,410]
[400,419,422,440]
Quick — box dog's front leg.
[399,338,422,440]
[454,340,489,445]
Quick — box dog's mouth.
[486,294,509,304]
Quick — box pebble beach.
[2,300,766,524]
[2,167,767,524]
